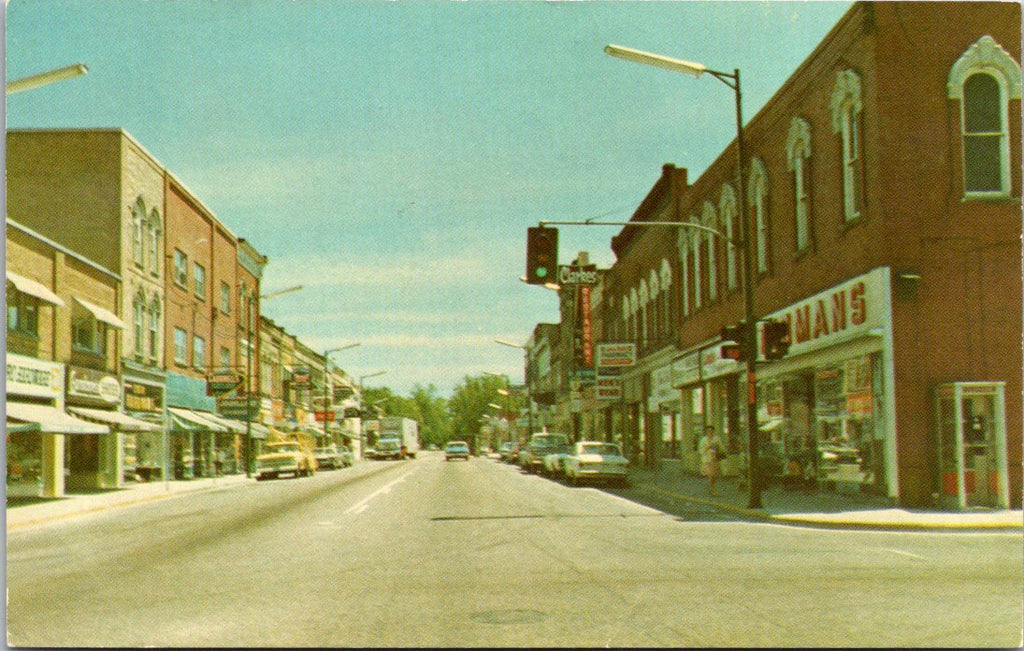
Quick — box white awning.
[6,271,65,306]
[68,407,163,432]
[167,407,228,432]
[247,422,270,440]
[195,410,247,434]
[5,401,109,435]
[74,297,126,330]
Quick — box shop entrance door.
[936,382,1008,509]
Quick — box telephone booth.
[935,382,1009,509]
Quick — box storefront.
[122,362,169,481]
[166,372,218,479]
[672,347,745,476]
[6,353,108,497]
[65,364,164,490]
[755,267,897,499]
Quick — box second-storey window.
[948,36,1020,199]
[173,250,188,287]
[831,69,864,223]
[72,307,106,355]
[220,282,231,314]
[7,289,39,337]
[749,158,770,274]
[174,327,188,365]
[193,263,206,300]
[787,117,813,253]
[193,335,206,370]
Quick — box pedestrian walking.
[699,426,722,496]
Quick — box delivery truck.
[376,417,419,460]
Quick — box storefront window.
[6,431,43,498]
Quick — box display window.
[757,353,887,494]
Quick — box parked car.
[541,443,572,477]
[519,433,570,473]
[498,441,517,463]
[338,447,355,468]
[444,441,471,461]
[256,441,316,481]
[364,447,377,460]
[314,445,344,470]
[564,441,629,487]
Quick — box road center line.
[875,547,928,561]
[344,470,412,515]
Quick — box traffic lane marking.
[343,469,413,515]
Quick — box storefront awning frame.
[5,401,110,435]
[68,406,163,432]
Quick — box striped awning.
[5,402,109,435]
[68,407,163,432]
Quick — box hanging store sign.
[558,264,599,286]
[596,343,637,368]
[596,375,622,401]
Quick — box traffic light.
[763,319,792,360]
[525,226,558,284]
[720,322,749,362]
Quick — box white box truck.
[376,417,419,460]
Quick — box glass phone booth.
[936,382,1008,509]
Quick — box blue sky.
[5,0,852,395]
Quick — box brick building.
[586,2,1020,508]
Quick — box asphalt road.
[7,452,1022,647]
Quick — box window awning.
[5,401,109,435]
[168,407,228,432]
[247,422,270,440]
[73,297,126,330]
[195,410,246,434]
[68,407,163,432]
[6,271,65,306]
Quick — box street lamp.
[605,44,762,509]
[323,343,360,445]
[496,339,534,436]
[6,63,88,95]
[242,284,304,477]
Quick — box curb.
[642,485,1024,533]
[6,476,253,531]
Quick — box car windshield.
[580,443,620,456]
[533,435,568,448]
[270,444,300,453]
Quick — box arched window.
[131,198,146,267]
[719,184,738,291]
[748,158,770,274]
[677,230,691,318]
[148,298,161,362]
[660,259,672,333]
[148,209,162,275]
[702,202,718,302]
[787,117,812,252]
[133,289,146,358]
[690,216,703,309]
[948,36,1021,198]
[831,69,864,222]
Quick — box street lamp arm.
[539,219,740,248]
[260,285,304,300]
[6,63,88,95]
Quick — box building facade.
[563,2,1020,508]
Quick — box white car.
[541,443,572,478]
[564,441,629,487]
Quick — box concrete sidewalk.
[629,465,1023,532]
[6,473,253,530]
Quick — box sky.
[5,0,852,396]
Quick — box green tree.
[447,373,510,452]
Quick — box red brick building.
[596,2,1020,508]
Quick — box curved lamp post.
[605,44,762,509]
[6,63,88,95]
